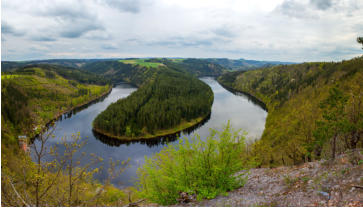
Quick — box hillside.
[206,58,294,71]
[3,58,226,80]
[161,58,225,77]
[218,56,363,166]
[1,59,114,72]
[1,65,111,145]
[81,60,158,86]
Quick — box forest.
[218,56,363,166]
[1,65,111,145]
[2,55,362,206]
[93,66,213,138]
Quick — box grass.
[119,59,163,68]
[168,58,185,63]
[1,74,21,79]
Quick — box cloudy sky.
[1,0,363,62]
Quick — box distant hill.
[206,58,295,71]
[161,58,225,77]
[2,58,225,83]
[1,59,99,71]
[2,57,292,74]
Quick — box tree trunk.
[332,134,337,159]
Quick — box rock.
[350,187,355,192]
[177,192,195,203]
[318,191,330,199]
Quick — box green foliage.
[206,58,294,71]
[93,67,213,138]
[119,59,163,68]
[358,37,363,49]
[1,132,133,207]
[1,66,110,144]
[219,56,363,166]
[13,64,110,85]
[137,122,247,205]
[162,58,224,77]
[313,87,350,158]
[81,60,156,86]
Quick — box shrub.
[137,122,247,205]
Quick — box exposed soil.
[170,150,363,207]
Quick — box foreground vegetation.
[219,56,363,166]
[1,65,138,206]
[93,66,213,139]
[137,122,247,205]
[2,132,138,206]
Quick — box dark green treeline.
[93,67,213,138]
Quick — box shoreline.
[31,85,112,140]
[92,113,210,141]
[217,79,268,112]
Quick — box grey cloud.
[60,23,104,38]
[102,44,118,50]
[102,0,143,13]
[84,32,112,40]
[38,1,95,21]
[310,0,333,10]
[2,22,25,36]
[31,36,56,42]
[147,37,214,48]
[212,27,236,38]
[37,2,104,38]
[274,0,310,18]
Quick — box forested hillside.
[206,58,294,71]
[93,66,213,139]
[218,56,363,166]
[162,58,224,76]
[1,65,111,145]
[81,60,157,86]
[1,59,108,71]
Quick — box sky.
[1,0,363,62]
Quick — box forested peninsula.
[93,63,214,139]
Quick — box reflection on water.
[33,78,267,188]
[92,113,211,147]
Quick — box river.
[33,77,267,188]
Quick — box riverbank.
[92,114,209,141]
[217,78,268,112]
[32,85,112,139]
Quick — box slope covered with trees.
[218,56,363,166]
[1,65,111,145]
[81,60,157,86]
[93,66,213,139]
[206,58,294,71]
[162,58,225,77]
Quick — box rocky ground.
[170,150,363,207]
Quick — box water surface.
[34,77,267,188]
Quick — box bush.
[137,122,247,205]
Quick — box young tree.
[357,37,363,50]
[313,87,349,159]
